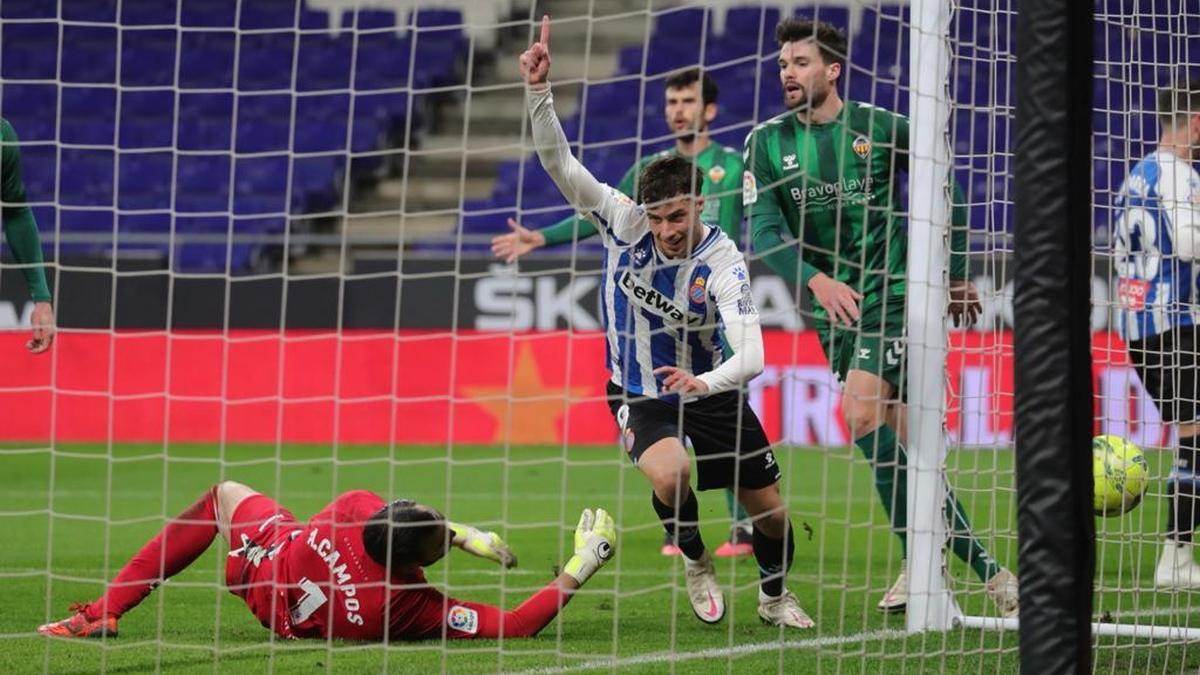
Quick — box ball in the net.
[1093,434,1149,517]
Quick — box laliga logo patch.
[852,135,872,159]
[689,275,706,304]
[707,165,726,183]
[447,605,479,635]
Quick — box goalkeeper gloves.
[563,508,616,584]
[448,522,517,568]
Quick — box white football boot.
[1155,539,1200,590]
[684,552,726,624]
[877,560,908,613]
[986,568,1020,618]
[758,589,815,629]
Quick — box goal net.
[0,0,1196,672]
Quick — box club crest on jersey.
[447,606,479,635]
[853,135,872,158]
[782,153,799,170]
[619,271,704,327]
[742,171,758,206]
[707,165,726,183]
[689,276,706,304]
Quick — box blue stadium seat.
[1,0,54,18]
[60,148,115,207]
[57,208,116,257]
[178,93,234,150]
[291,155,344,213]
[294,94,351,153]
[239,0,329,30]
[409,9,466,88]
[118,89,175,149]
[120,0,176,26]
[60,87,117,145]
[121,29,177,87]
[16,145,57,203]
[237,32,296,91]
[297,34,353,92]
[723,6,781,40]
[175,155,231,212]
[344,8,396,29]
[353,32,413,91]
[236,95,292,153]
[62,25,118,84]
[1,84,58,141]
[63,0,118,22]
[117,151,172,210]
[581,79,642,119]
[2,23,60,81]
[179,30,236,89]
[182,0,237,27]
[234,156,288,215]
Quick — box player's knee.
[647,465,690,503]
[754,507,788,538]
[842,398,884,439]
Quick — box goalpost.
[3,0,1200,672]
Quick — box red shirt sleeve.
[388,578,572,641]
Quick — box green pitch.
[1,443,1196,673]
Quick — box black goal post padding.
[1013,0,1095,672]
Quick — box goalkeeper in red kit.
[38,481,616,640]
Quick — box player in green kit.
[1,118,54,353]
[492,68,753,558]
[742,18,1018,616]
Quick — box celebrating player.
[1,117,54,353]
[492,68,754,559]
[38,481,616,640]
[519,16,812,629]
[742,17,1018,616]
[1113,78,1200,588]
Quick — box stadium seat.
[56,208,117,257]
[1,83,58,141]
[294,94,351,153]
[344,8,397,30]
[117,151,173,211]
[238,0,324,30]
[297,34,353,93]
[60,87,117,146]
[120,0,176,26]
[235,95,292,153]
[16,145,57,203]
[291,155,344,213]
[179,30,236,89]
[234,156,289,215]
[178,92,235,150]
[62,0,117,22]
[1,0,55,19]
[409,9,466,88]
[237,31,297,91]
[1,22,60,81]
[60,148,115,207]
[121,29,177,87]
[62,25,118,84]
[175,154,231,212]
[118,89,175,149]
[181,0,237,27]
[353,32,413,91]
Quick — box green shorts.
[816,299,907,395]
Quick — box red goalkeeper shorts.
[224,494,304,637]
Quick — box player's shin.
[1167,435,1200,542]
[855,425,909,555]
[651,490,706,561]
[86,486,220,620]
[753,520,794,598]
[944,481,1001,582]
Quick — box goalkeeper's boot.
[660,532,682,557]
[37,603,118,639]
[758,589,816,629]
[877,560,908,613]
[1155,539,1200,590]
[684,552,726,624]
[714,525,754,558]
[986,568,1020,618]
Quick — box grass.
[1,442,1198,673]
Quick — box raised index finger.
[539,14,550,47]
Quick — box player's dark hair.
[664,68,719,107]
[361,499,442,569]
[638,155,705,206]
[776,17,848,80]
[1158,78,1200,128]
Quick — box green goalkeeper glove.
[448,522,517,568]
[563,508,616,584]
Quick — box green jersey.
[540,141,745,247]
[1,118,51,302]
[743,101,967,312]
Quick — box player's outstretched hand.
[807,273,862,327]
[27,301,55,354]
[449,521,517,568]
[491,218,546,264]
[653,366,710,395]
[519,15,551,88]
[948,280,982,328]
[563,508,616,584]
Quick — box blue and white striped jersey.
[589,193,758,397]
[1114,151,1200,341]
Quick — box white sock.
[759,587,782,603]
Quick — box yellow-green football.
[1093,435,1149,517]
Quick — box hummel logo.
[859,348,871,360]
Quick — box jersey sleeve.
[1,119,51,303]
[717,150,745,244]
[1161,157,1200,260]
[391,580,570,640]
[743,126,820,287]
[695,258,764,393]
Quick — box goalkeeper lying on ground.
[38,481,615,640]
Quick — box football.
[1093,434,1150,517]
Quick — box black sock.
[1169,435,1200,543]
[651,490,706,561]
[753,521,794,598]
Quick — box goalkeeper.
[1,117,54,353]
[743,17,1017,616]
[492,68,753,559]
[38,481,615,640]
